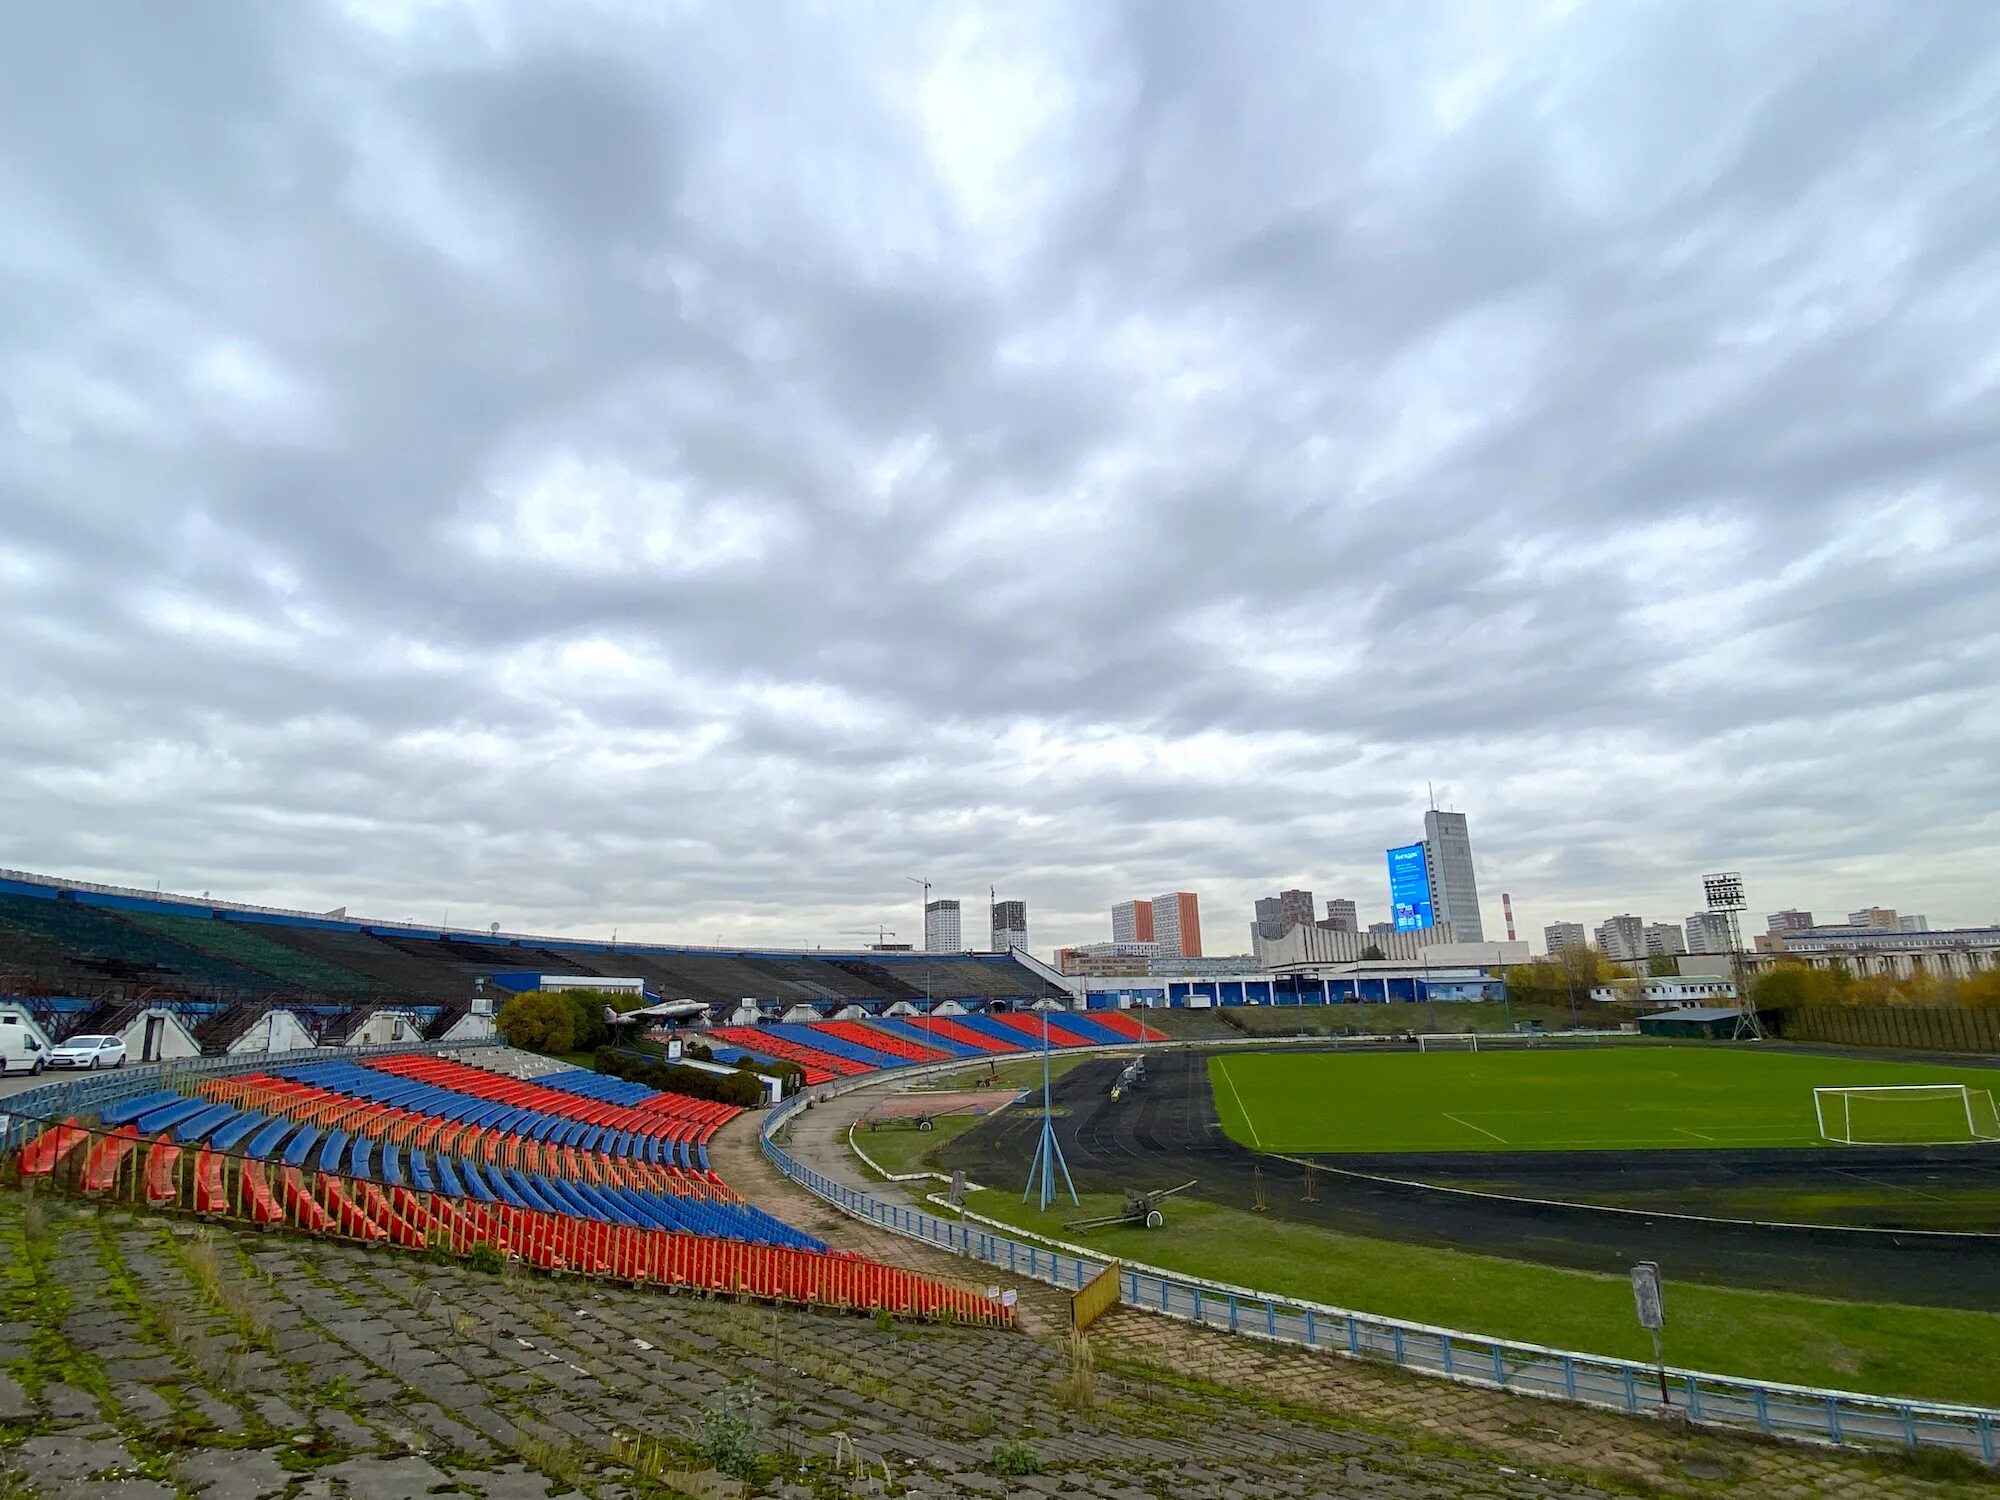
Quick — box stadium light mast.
[903,876,932,1011]
[1022,1003,1077,1212]
[1702,872,1761,1040]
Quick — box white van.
[0,1014,48,1076]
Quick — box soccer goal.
[1813,1084,2000,1146]
[1418,1034,1481,1053]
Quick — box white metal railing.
[758,1046,2000,1465]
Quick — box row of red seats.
[1089,1011,1168,1042]
[708,1027,858,1083]
[814,1019,951,1064]
[13,1120,1008,1327]
[900,1015,1016,1054]
[372,1054,737,1142]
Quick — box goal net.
[1814,1085,2000,1146]
[1418,1034,1480,1052]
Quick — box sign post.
[1630,1261,1669,1407]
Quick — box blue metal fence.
[759,1056,1999,1464]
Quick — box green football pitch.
[1207,1046,2000,1153]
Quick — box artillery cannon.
[1064,1180,1196,1233]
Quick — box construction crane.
[839,925,897,946]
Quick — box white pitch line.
[1443,1111,1506,1144]
[1673,1125,1717,1143]
[1216,1060,1263,1149]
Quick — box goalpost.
[1416,1033,1545,1053]
[1418,1034,1481,1053]
[1813,1084,2000,1146]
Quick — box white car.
[48,1034,126,1071]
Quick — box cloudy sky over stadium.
[3,2,1997,953]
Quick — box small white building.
[214,1007,318,1056]
[1591,975,1739,1007]
[329,1008,424,1047]
[532,975,645,995]
[427,1009,496,1044]
[112,1006,204,1063]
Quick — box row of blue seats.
[110,1082,705,1173]
[540,1068,664,1107]
[275,1061,706,1167]
[90,1094,811,1249]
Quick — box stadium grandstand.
[7,1043,1012,1324]
[0,869,1073,1054]
[3,869,1166,1329]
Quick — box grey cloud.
[2,0,1997,955]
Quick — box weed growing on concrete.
[688,1379,763,1478]
[991,1438,1042,1475]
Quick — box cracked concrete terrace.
[0,1166,1992,1498]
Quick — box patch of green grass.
[1209,1045,2000,1152]
[960,1187,2000,1408]
[851,1112,989,1177]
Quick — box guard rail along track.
[758,1038,2000,1464]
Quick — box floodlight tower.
[1702,871,1761,1039]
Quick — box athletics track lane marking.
[1216,1059,1262,1148]
[1442,1111,1507,1143]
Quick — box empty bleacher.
[815,1019,951,1064]
[0,871,1073,1036]
[1088,1010,1169,1043]
[116,911,380,994]
[893,1015,1019,1054]
[862,1016,986,1058]
[1021,1010,1133,1047]
[944,1013,1080,1051]
[239,926,472,998]
[707,1027,850,1085]
[9,1053,1008,1326]
[0,891,278,996]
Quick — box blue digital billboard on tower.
[1386,843,1435,931]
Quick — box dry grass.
[1061,1328,1097,1415]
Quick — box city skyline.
[3,5,1996,959]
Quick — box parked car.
[0,1025,47,1075]
[47,1034,126,1071]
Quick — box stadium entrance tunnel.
[937,1049,2000,1313]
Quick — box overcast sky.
[4,2,1998,957]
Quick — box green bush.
[591,1046,766,1109]
[495,992,574,1054]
